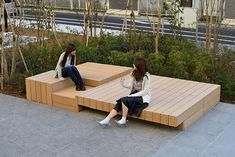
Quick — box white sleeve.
[128,76,151,97]
[55,53,64,79]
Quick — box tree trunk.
[1,1,5,89]
[84,0,90,46]
[205,0,210,50]
[131,0,136,31]
[213,0,219,53]
[99,0,107,35]
[155,0,161,54]
[195,8,199,44]
[121,0,130,34]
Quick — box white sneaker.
[115,120,128,127]
[96,120,110,128]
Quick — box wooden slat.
[30,79,37,101]
[203,85,220,113]
[76,62,131,85]
[144,78,189,122]
[25,78,31,100]
[87,80,121,110]
[149,81,200,123]
[169,85,220,127]
[41,82,47,104]
[25,71,55,102]
[177,107,204,130]
[52,86,93,112]
[159,83,209,125]
[157,83,210,125]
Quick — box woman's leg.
[107,109,118,119]
[99,109,118,125]
[62,67,80,89]
[121,102,128,118]
[116,102,128,125]
[71,66,85,89]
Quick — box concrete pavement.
[0,93,235,157]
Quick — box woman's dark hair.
[132,57,148,81]
[61,43,76,67]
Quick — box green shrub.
[108,51,134,67]
[3,33,234,102]
[77,44,107,64]
[6,73,30,92]
[148,53,165,75]
[193,52,213,82]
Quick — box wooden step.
[26,62,131,105]
[52,86,93,112]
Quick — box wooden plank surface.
[26,63,221,129]
[25,78,31,100]
[169,85,220,127]
[52,86,93,112]
[26,62,131,105]
[159,83,211,125]
[177,107,204,130]
[76,74,221,128]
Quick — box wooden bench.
[25,62,131,111]
[26,63,220,130]
[76,75,220,130]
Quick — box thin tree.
[84,0,92,46]
[205,0,215,51]
[0,0,5,89]
[99,0,107,35]
[5,0,29,76]
[213,0,224,53]
[121,0,130,34]
[155,0,161,54]
[130,0,136,31]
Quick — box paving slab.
[0,94,235,157]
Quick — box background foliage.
[4,32,235,102]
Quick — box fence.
[21,0,107,10]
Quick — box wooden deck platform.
[76,75,220,129]
[25,62,131,105]
[25,62,220,130]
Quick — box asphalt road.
[19,11,235,47]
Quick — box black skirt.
[113,90,148,117]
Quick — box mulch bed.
[0,88,26,99]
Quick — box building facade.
[224,0,235,19]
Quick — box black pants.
[4,8,8,30]
[62,66,84,88]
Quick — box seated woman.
[55,43,86,91]
[98,57,151,127]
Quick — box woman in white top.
[98,57,151,127]
[55,43,86,91]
